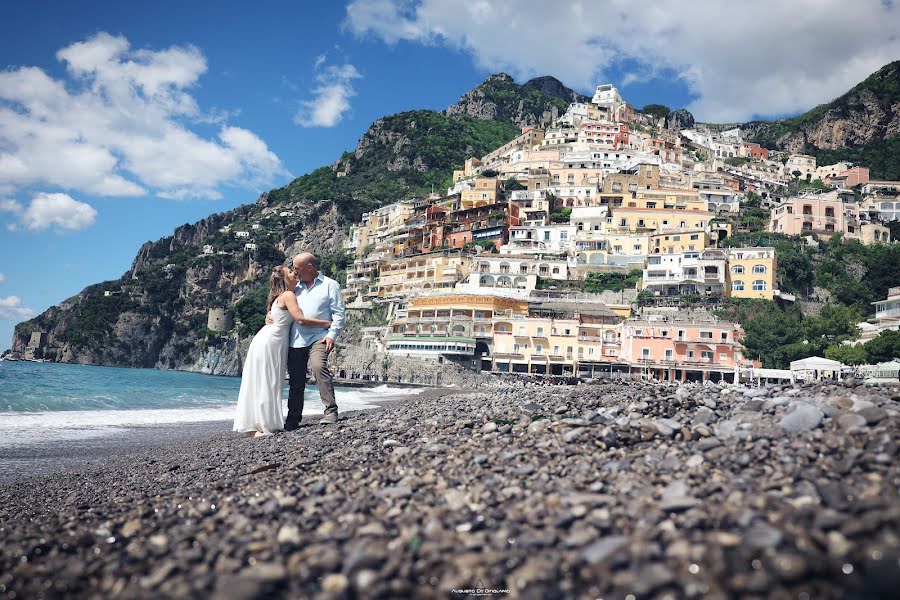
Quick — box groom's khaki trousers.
[286,338,337,423]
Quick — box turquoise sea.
[0,361,410,448]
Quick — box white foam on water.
[0,385,422,448]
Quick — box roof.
[790,356,844,369]
[528,301,618,318]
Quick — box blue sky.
[2,0,899,350]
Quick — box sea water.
[0,361,417,448]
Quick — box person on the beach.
[279,252,345,429]
[233,266,332,437]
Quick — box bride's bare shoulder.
[277,290,297,308]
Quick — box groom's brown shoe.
[320,413,338,425]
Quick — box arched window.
[731,265,744,274]
[752,279,767,291]
[752,264,767,274]
[732,281,745,291]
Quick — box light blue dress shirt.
[290,272,345,348]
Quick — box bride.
[233,265,332,437]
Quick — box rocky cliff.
[745,60,900,178]
[446,73,586,128]
[11,199,346,375]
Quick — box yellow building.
[726,247,776,300]
[632,189,706,211]
[386,295,528,364]
[452,157,483,183]
[606,208,714,234]
[649,229,712,254]
[376,252,474,298]
[351,201,417,256]
[460,177,501,209]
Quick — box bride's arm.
[279,292,332,328]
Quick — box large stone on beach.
[579,535,629,564]
[778,402,823,432]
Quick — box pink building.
[620,319,750,383]
[835,166,869,187]
[769,193,861,238]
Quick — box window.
[642,348,650,359]
[731,265,745,274]
[752,264,767,274]
[825,207,834,217]
[564,328,571,335]
[637,219,646,227]
[536,327,544,336]
[720,353,728,361]
[673,235,681,241]
[553,346,560,355]
[560,232,568,240]
[619,218,627,226]
[513,343,520,352]
[752,280,767,291]
[665,349,673,360]
[536,344,543,353]
[700,331,713,339]
[701,351,713,361]
[690,234,699,240]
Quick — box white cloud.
[21,192,97,232]
[345,0,900,122]
[294,60,362,127]
[0,32,290,200]
[0,199,23,215]
[0,296,34,320]
[0,272,5,284]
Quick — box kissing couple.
[233,252,345,437]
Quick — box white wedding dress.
[233,300,291,434]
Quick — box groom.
[284,251,345,429]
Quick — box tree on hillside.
[642,104,671,120]
[802,303,862,349]
[824,343,868,365]
[863,330,900,363]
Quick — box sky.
[1,0,899,350]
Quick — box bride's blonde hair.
[267,266,292,310]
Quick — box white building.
[502,224,574,255]
[235,231,250,238]
[202,244,214,255]
[641,249,728,296]
[852,286,900,345]
[784,154,817,180]
[591,84,624,110]
[244,243,257,250]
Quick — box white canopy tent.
[790,356,846,382]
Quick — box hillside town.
[326,84,898,384]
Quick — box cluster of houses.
[337,83,897,381]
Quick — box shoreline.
[0,386,455,486]
[1,381,897,598]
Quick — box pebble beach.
[1,381,898,599]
